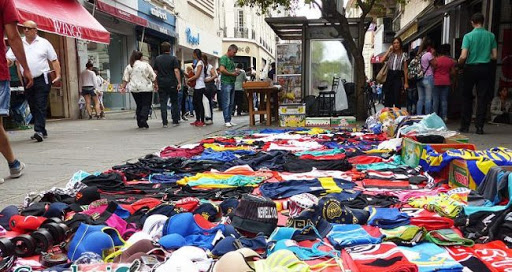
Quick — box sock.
[8,159,20,169]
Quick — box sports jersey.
[259,177,354,199]
[345,242,418,272]
[327,224,382,249]
[177,173,266,188]
[398,243,463,272]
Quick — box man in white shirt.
[6,20,61,142]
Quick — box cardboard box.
[448,159,478,190]
[305,117,330,127]
[330,116,356,128]
[279,114,306,127]
[401,137,476,168]
[279,103,306,115]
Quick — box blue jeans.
[0,81,10,116]
[416,75,433,115]
[220,83,235,123]
[25,75,51,135]
[433,85,450,119]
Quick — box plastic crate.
[401,137,476,168]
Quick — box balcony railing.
[234,27,249,38]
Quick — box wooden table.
[244,86,280,126]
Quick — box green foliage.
[235,0,302,14]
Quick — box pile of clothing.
[0,127,511,272]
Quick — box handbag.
[376,62,389,84]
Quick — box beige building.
[219,0,276,79]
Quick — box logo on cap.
[257,207,277,219]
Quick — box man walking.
[458,12,497,134]
[1,0,34,182]
[154,42,181,127]
[219,44,240,127]
[6,20,61,142]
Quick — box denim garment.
[0,81,10,116]
[220,83,235,122]
[25,75,51,135]
[416,75,433,114]
[433,85,450,119]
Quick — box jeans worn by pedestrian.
[461,63,492,130]
[132,92,152,128]
[406,87,418,115]
[159,85,179,125]
[416,75,433,115]
[433,85,450,120]
[25,74,51,136]
[0,81,11,116]
[220,83,235,123]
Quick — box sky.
[294,0,322,19]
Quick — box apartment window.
[237,10,244,31]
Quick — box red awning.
[14,0,110,44]
[371,52,387,64]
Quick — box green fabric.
[462,28,497,64]
[187,175,265,187]
[381,225,426,246]
[220,55,236,84]
[425,229,475,247]
[234,70,246,90]
[295,149,345,156]
[356,155,402,170]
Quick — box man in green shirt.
[219,44,239,127]
[458,12,497,134]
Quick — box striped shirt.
[387,52,407,71]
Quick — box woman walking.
[187,49,206,127]
[416,37,435,115]
[381,37,409,108]
[79,61,102,119]
[432,44,456,122]
[120,51,156,129]
[202,54,218,125]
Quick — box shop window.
[309,40,353,96]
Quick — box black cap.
[231,194,278,236]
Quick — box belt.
[12,234,37,257]
[0,237,15,257]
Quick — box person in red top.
[0,0,33,183]
[432,44,456,122]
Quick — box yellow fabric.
[203,143,252,151]
[318,177,343,194]
[177,173,235,186]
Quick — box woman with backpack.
[381,37,409,108]
[415,37,435,115]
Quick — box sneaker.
[190,121,198,126]
[205,120,213,125]
[195,122,205,127]
[10,161,25,178]
[182,115,188,121]
[32,132,44,142]
[225,122,233,127]
[229,122,237,126]
[163,124,168,128]
[0,178,4,184]
[172,123,180,127]
[184,112,190,117]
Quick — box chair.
[317,76,340,117]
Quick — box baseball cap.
[43,202,69,218]
[193,203,218,222]
[21,202,50,216]
[213,248,261,272]
[231,194,278,236]
[285,209,332,241]
[75,186,101,205]
[219,199,239,216]
[9,215,46,232]
[317,197,369,224]
[0,205,18,231]
[159,233,186,250]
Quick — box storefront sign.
[52,19,82,39]
[150,7,167,20]
[186,28,200,45]
[97,1,148,27]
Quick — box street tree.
[236,0,400,120]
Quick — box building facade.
[219,0,276,79]
[174,0,222,67]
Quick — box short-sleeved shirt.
[154,53,179,86]
[1,0,20,81]
[434,56,455,86]
[235,70,247,91]
[421,52,434,77]
[6,36,58,78]
[387,52,407,71]
[219,55,236,84]
[461,27,497,64]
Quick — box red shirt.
[0,0,20,81]
[433,56,455,86]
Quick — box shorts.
[81,86,97,96]
[0,81,11,116]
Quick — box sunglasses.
[23,27,36,31]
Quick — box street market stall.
[0,109,511,271]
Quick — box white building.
[219,0,277,79]
[174,0,223,66]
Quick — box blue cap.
[159,233,186,250]
[0,205,18,230]
[44,202,69,218]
